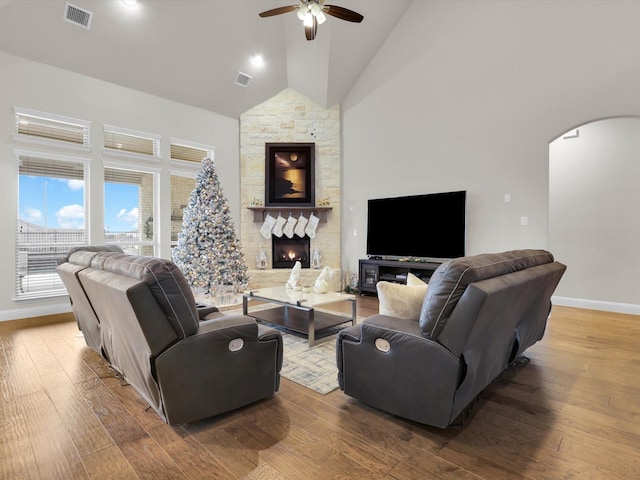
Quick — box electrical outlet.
[521,216,528,226]
[504,193,511,203]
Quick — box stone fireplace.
[272,236,310,269]
[239,89,343,289]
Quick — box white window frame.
[103,158,160,257]
[169,138,214,167]
[13,107,91,151]
[168,141,214,249]
[103,124,161,161]
[15,149,90,300]
[169,171,197,249]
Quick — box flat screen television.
[366,190,466,260]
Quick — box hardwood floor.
[1,298,639,479]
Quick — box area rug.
[278,326,349,395]
[221,305,359,395]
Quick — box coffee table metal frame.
[242,287,356,347]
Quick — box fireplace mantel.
[247,206,332,223]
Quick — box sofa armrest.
[197,304,220,320]
[337,314,455,373]
[198,315,282,357]
[257,324,284,373]
[197,313,255,332]
[337,314,462,428]
[154,314,283,425]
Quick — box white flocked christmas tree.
[172,157,249,292]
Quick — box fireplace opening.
[272,236,310,269]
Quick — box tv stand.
[358,258,443,295]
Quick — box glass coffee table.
[242,286,356,346]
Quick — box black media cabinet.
[358,258,443,295]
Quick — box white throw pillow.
[376,277,429,321]
[406,272,427,286]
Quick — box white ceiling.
[0,0,411,118]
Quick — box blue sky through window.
[19,175,139,232]
[104,182,140,233]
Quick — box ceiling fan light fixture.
[303,12,314,27]
[258,2,363,40]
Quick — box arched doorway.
[549,117,640,313]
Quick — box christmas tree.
[172,157,249,292]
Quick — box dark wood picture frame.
[265,142,315,207]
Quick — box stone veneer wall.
[240,89,341,289]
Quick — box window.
[102,125,161,256]
[168,139,213,247]
[170,141,210,163]
[15,108,90,146]
[12,109,217,300]
[104,125,160,157]
[170,175,196,245]
[104,166,158,256]
[16,154,87,298]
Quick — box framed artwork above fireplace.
[265,142,315,207]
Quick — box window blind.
[16,112,89,145]
[170,143,210,163]
[16,156,87,299]
[104,128,159,156]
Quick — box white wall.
[0,52,239,320]
[341,0,640,311]
[550,118,640,313]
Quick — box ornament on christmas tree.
[172,157,249,293]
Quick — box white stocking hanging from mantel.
[283,214,297,239]
[260,213,276,239]
[272,214,286,237]
[294,213,308,237]
[305,212,319,238]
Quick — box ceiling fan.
[259,1,364,41]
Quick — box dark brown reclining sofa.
[337,249,566,428]
[57,247,283,425]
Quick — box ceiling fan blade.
[322,5,364,23]
[305,16,318,40]
[258,5,299,18]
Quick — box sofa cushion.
[92,254,199,338]
[419,249,554,338]
[377,274,428,321]
[59,244,124,264]
[68,250,123,268]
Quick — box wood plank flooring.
[1,298,639,479]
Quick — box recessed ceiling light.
[251,54,265,67]
[122,0,137,6]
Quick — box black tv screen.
[366,190,466,260]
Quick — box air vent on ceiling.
[64,2,92,30]
[234,72,252,88]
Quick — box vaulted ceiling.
[0,0,411,118]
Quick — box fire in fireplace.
[272,236,310,269]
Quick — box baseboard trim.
[0,303,72,322]
[552,295,640,316]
